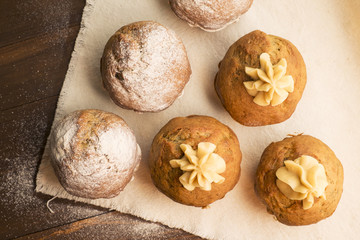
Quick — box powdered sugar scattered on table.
[0,103,103,239]
[36,0,360,239]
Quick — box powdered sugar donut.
[50,109,141,199]
[169,0,253,32]
[101,21,191,112]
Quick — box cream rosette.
[169,142,226,191]
[244,53,294,106]
[276,155,328,210]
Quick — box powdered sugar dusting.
[51,110,80,164]
[1,102,104,239]
[50,110,140,198]
[170,0,253,31]
[103,21,191,112]
[98,123,136,170]
[119,219,170,239]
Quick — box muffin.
[215,30,306,126]
[101,21,191,112]
[50,109,141,199]
[169,0,253,32]
[149,115,242,207]
[255,135,343,225]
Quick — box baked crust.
[215,30,307,126]
[50,109,141,199]
[169,0,253,32]
[254,135,343,225]
[149,115,242,207]
[101,21,191,112]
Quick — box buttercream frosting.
[244,52,294,106]
[170,142,226,191]
[276,155,328,210]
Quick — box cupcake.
[50,109,141,199]
[255,135,343,225]
[215,30,306,126]
[149,115,242,207]
[169,0,253,32]
[101,21,191,112]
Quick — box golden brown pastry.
[169,0,253,32]
[149,115,242,207]
[255,135,343,225]
[50,109,141,199]
[101,21,191,112]
[215,30,306,126]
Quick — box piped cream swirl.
[276,155,328,210]
[244,53,294,106]
[170,142,226,191]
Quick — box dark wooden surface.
[0,1,203,239]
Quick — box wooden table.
[0,1,202,239]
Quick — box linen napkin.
[36,0,360,239]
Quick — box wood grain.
[17,212,201,240]
[0,97,106,239]
[0,0,203,239]
[0,0,85,48]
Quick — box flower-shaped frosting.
[276,155,328,210]
[169,142,226,191]
[244,52,294,106]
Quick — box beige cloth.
[36,0,360,239]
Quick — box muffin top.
[255,135,343,225]
[50,109,141,199]
[101,21,191,112]
[149,115,242,207]
[169,0,253,31]
[215,30,306,126]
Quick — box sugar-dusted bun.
[255,135,343,225]
[169,0,253,32]
[215,30,307,126]
[50,109,141,199]
[149,115,242,207]
[101,21,191,112]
